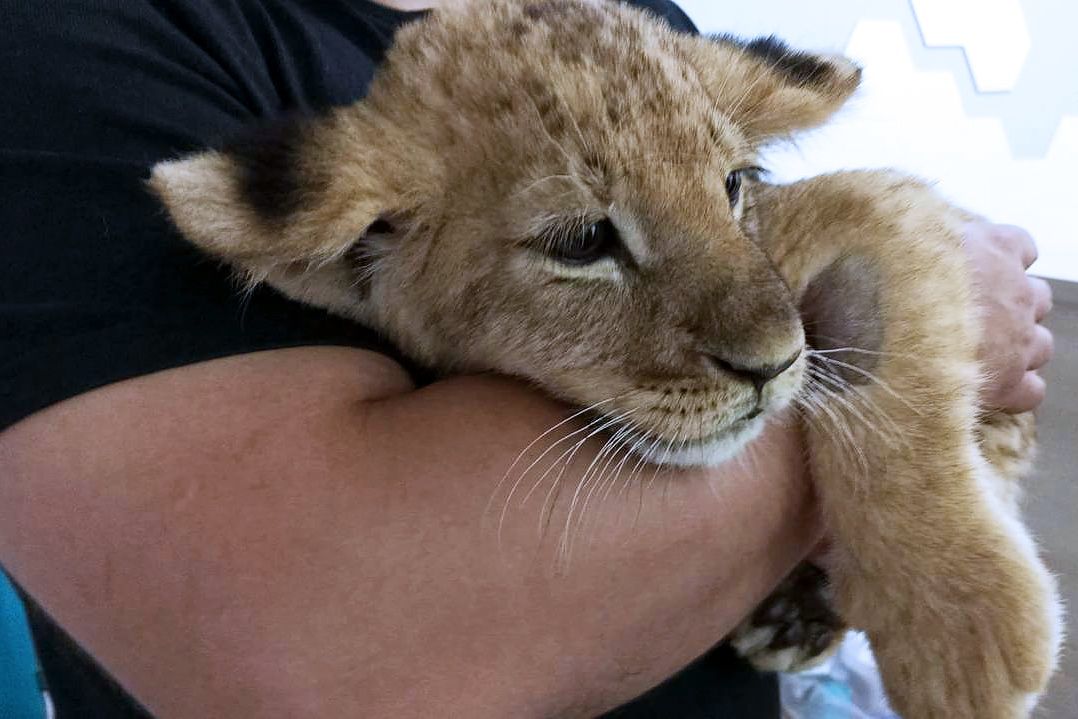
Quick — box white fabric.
[780,631,900,719]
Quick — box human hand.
[963,222,1054,413]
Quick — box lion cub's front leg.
[748,171,1061,718]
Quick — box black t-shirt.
[0,0,779,715]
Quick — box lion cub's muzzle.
[612,270,807,467]
[703,348,802,400]
[608,345,805,468]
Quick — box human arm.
[0,347,817,718]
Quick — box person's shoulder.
[0,0,273,160]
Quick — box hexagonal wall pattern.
[910,0,1031,92]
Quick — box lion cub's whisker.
[566,422,636,531]
[811,354,924,416]
[805,365,903,446]
[807,361,904,434]
[534,408,642,549]
[488,397,619,526]
[575,427,642,552]
[797,381,869,477]
[810,377,900,451]
[810,346,905,359]
[521,407,639,510]
[584,425,641,513]
[497,404,634,545]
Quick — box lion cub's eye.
[724,170,744,207]
[550,218,620,266]
[725,166,767,209]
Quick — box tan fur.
[750,173,1061,717]
[149,1,1061,715]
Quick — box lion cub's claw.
[730,563,845,673]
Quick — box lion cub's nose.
[706,350,801,392]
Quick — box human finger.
[995,224,1039,268]
[1029,277,1053,322]
[1027,324,1054,371]
[998,372,1047,415]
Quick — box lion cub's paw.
[870,546,1061,719]
[729,562,845,673]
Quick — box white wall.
[677,0,1078,282]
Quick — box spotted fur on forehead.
[378,0,723,155]
[523,0,576,19]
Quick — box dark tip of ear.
[365,218,395,236]
[222,116,314,222]
[715,34,837,88]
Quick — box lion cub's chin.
[640,414,770,468]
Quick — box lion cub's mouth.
[592,395,780,469]
[588,365,804,468]
[624,413,769,468]
[646,415,770,467]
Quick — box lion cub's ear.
[149,111,412,291]
[686,34,861,142]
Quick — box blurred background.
[678,1,1077,716]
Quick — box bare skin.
[0,351,818,718]
[0,221,1053,718]
[965,223,1054,412]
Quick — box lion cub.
[150,1,1061,716]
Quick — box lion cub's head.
[150,0,860,466]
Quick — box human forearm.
[359,373,818,716]
[0,348,817,718]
